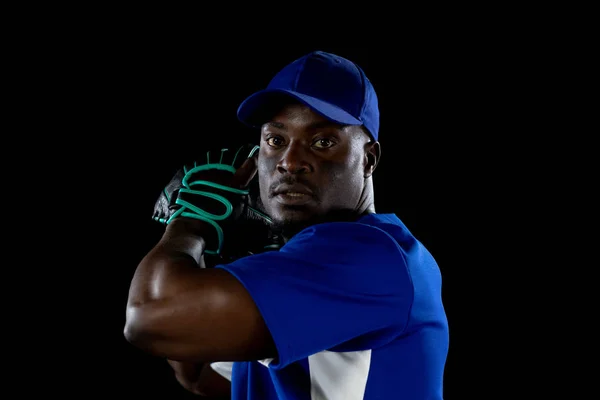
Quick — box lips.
[272,184,315,206]
[273,184,313,197]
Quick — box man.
[124,50,449,399]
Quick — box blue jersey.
[214,213,449,399]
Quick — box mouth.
[275,192,313,205]
[272,185,315,206]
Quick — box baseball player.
[125,50,449,399]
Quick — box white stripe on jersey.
[212,349,372,399]
[308,350,372,400]
[210,361,233,381]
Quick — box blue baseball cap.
[237,50,380,141]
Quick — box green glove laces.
[167,145,260,255]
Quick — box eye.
[312,138,335,149]
[265,136,285,147]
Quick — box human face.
[258,103,372,229]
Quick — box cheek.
[258,156,273,182]
[322,163,351,188]
[258,149,277,174]
[323,158,364,198]
[258,158,274,202]
[259,175,269,199]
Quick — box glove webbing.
[167,146,261,255]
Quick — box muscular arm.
[123,217,277,363]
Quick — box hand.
[152,143,282,259]
[152,144,258,225]
[152,167,186,225]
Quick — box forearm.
[124,218,217,353]
[124,213,275,363]
[127,218,211,306]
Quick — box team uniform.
[213,213,449,399]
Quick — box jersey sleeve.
[215,221,414,370]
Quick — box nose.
[277,142,312,175]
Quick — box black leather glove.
[152,143,283,261]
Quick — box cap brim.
[237,89,362,128]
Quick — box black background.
[104,44,471,398]
[19,24,560,398]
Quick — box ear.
[364,141,381,178]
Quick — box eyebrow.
[264,120,347,131]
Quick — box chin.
[270,207,319,238]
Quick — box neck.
[357,177,376,215]
[273,208,372,244]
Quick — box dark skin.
[259,104,379,238]
[124,102,381,397]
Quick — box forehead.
[262,103,350,133]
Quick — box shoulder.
[279,215,406,268]
[217,214,414,306]
[290,219,397,247]
[288,213,404,248]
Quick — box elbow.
[123,322,139,347]
[123,304,151,348]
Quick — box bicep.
[126,268,276,363]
